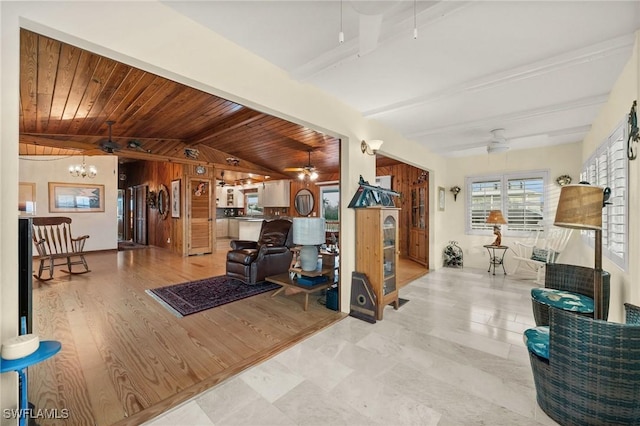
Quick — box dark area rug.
[118,241,148,251]
[146,276,281,317]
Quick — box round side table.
[0,340,61,426]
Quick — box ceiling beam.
[20,134,286,177]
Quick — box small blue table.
[0,341,61,426]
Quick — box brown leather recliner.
[225,219,294,284]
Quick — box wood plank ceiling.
[18,29,347,183]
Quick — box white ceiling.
[164,1,640,157]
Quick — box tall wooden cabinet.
[409,180,428,265]
[355,207,400,320]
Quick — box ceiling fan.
[99,121,121,154]
[486,128,510,154]
[126,139,150,153]
[284,150,319,181]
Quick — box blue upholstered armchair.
[524,306,640,425]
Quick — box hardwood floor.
[28,242,427,426]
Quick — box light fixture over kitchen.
[284,150,319,182]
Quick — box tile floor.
[145,267,557,425]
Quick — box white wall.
[573,32,640,322]
[19,156,119,251]
[439,142,583,271]
[0,2,445,393]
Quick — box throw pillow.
[530,246,559,263]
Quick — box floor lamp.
[554,184,606,320]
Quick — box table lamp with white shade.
[293,217,326,271]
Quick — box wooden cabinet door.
[408,183,428,265]
[409,229,419,260]
[187,179,213,255]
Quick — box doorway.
[187,178,213,255]
[129,184,148,245]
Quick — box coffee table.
[265,272,332,311]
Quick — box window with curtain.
[466,171,548,234]
[580,118,628,270]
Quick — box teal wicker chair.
[527,307,640,426]
[531,263,610,326]
[625,302,640,324]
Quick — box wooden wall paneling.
[289,180,320,218]
[120,160,186,254]
[376,162,428,265]
[171,163,185,255]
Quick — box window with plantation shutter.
[466,171,548,235]
[580,119,628,270]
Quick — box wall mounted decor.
[450,185,461,201]
[348,175,400,208]
[438,187,445,211]
[628,100,638,160]
[48,182,105,213]
[157,184,169,220]
[171,179,181,218]
[19,182,36,215]
[556,175,572,186]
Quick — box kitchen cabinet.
[215,185,223,207]
[228,218,240,239]
[233,187,244,208]
[262,180,291,207]
[216,219,229,238]
[238,219,263,241]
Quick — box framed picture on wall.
[48,182,105,213]
[171,179,181,218]
[19,182,36,215]
[438,186,445,211]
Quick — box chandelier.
[69,156,97,178]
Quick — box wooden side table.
[266,272,332,311]
[483,245,509,275]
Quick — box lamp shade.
[554,184,603,230]
[368,140,384,151]
[486,210,507,224]
[293,217,325,245]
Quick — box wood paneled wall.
[376,163,429,260]
[289,180,321,218]
[119,160,185,253]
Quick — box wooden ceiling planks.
[17,29,381,181]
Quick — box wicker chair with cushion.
[531,263,610,326]
[525,307,640,426]
[225,219,294,284]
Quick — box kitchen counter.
[237,219,263,241]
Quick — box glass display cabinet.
[355,206,400,320]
